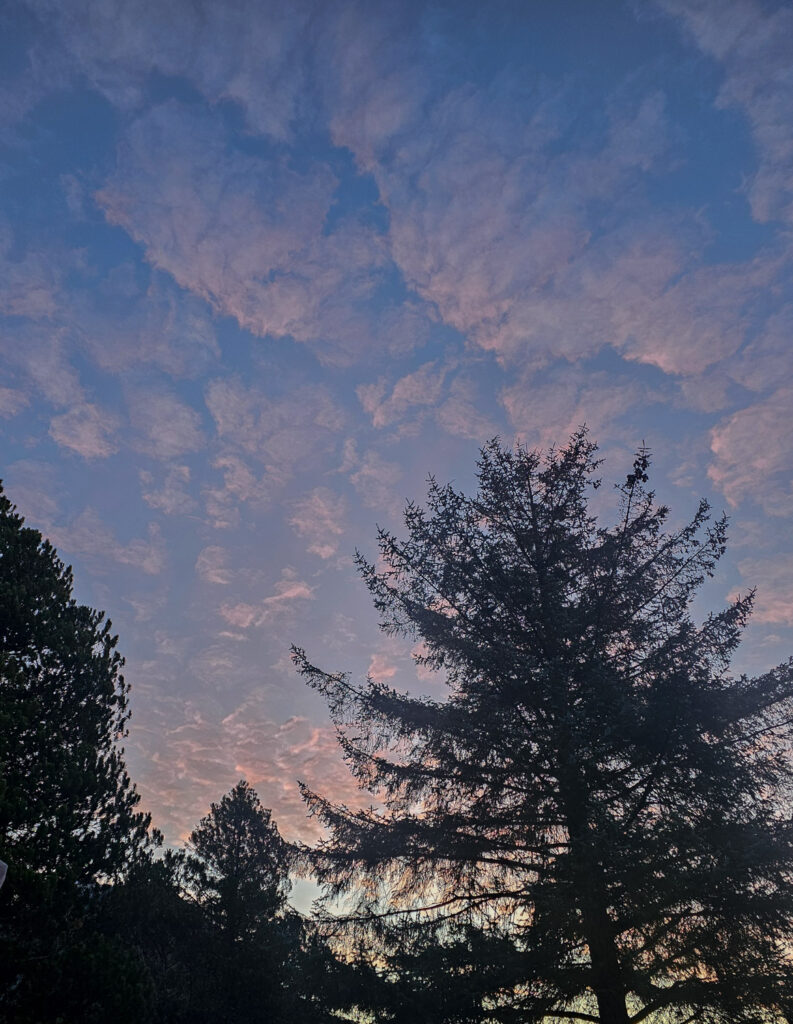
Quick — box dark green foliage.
[185,780,291,940]
[294,431,793,1024]
[0,482,155,1022]
[170,780,354,1024]
[178,780,293,1023]
[90,852,207,1023]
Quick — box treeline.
[0,484,369,1023]
[3,432,793,1024]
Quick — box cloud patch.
[289,487,347,559]
[709,387,793,514]
[220,568,315,630]
[128,387,205,459]
[49,402,119,459]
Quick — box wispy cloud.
[140,464,196,515]
[350,449,404,513]
[49,402,119,458]
[658,0,793,225]
[128,386,205,459]
[358,361,448,430]
[0,219,61,319]
[96,100,426,365]
[195,545,233,585]
[220,568,315,630]
[205,377,345,476]
[0,386,29,419]
[76,272,220,379]
[132,693,369,844]
[709,387,793,513]
[502,363,664,449]
[731,553,793,627]
[19,0,315,137]
[48,508,167,575]
[289,487,347,559]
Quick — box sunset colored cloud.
[2,0,791,848]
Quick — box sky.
[1,0,793,853]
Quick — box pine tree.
[0,481,155,1020]
[178,781,296,1023]
[293,431,793,1024]
[185,780,291,943]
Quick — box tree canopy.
[178,780,351,1024]
[185,779,292,942]
[0,481,155,1021]
[294,430,793,1024]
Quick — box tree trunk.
[584,898,630,1024]
[560,766,630,1024]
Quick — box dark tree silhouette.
[180,780,337,1023]
[0,482,155,1021]
[185,780,291,943]
[293,431,793,1024]
[96,794,356,1024]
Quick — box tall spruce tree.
[0,482,155,1020]
[293,431,793,1024]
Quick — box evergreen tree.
[0,482,155,1021]
[91,851,207,1023]
[185,780,291,942]
[179,780,297,1023]
[183,781,364,1024]
[293,431,793,1024]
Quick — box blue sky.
[2,0,793,845]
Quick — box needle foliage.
[0,482,155,1020]
[293,431,793,1024]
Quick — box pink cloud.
[708,387,793,513]
[0,220,61,320]
[202,454,272,529]
[48,508,167,575]
[726,304,793,393]
[21,0,314,138]
[140,464,196,515]
[220,568,315,630]
[357,361,448,429]
[368,651,398,681]
[130,689,369,845]
[4,460,61,523]
[49,402,119,459]
[76,271,220,379]
[330,51,778,381]
[350,450,404,513]
[730,554,793,627]
[289,487,347,559]
[435,376,499,442]
[96,101,426,365]
[128,387,205,459]
[0,386,29,419]
[502,363,664,449]
[195,545,233,585]
[358,363,499,441]
[7,330,84,408]
[205,378,345,481]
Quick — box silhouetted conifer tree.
[0,482,155,1021]
[185,780,291,941]
[180,781,347,1023]
[294,431,793,1024]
